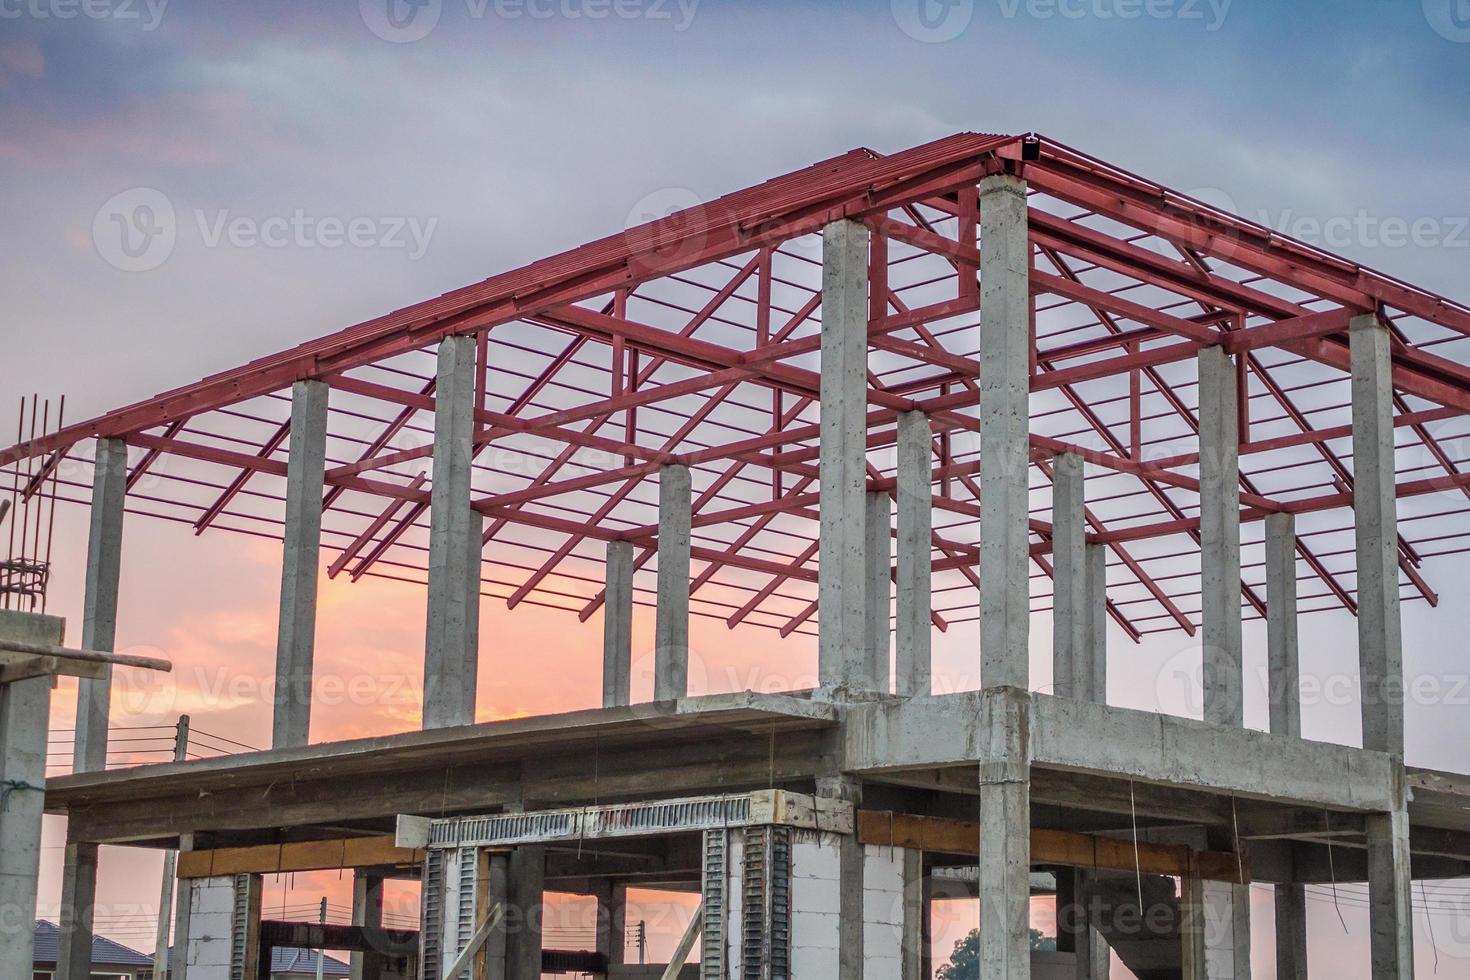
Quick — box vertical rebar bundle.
[1,394,65,611]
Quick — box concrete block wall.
[182,875,239,980]
[1201,880,1245,979]
[790,830,843,976]
[714,829,919,979]
[862,843,908,980]
[722,831,745,975]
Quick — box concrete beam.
[1351,313,1405,758]
[1051,452,1088,700]
[272,380,329,749]
[818,218,872,697]
[424,335,482,730]
[0,611,62,980]
[895,411,932,698]
[602,539,634,708]
[1198,345,1243,728]
[654,464,691,701]
[865,490,893,693]
[845,692,1399,813]
[1265,512,1301,739]
[979,173,1032,692]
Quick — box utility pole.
[316,897,327,980]
[637,920,647,965]
[152,715,189,976]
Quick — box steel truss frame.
[8,133,1470,638]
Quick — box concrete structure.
[14,133,1470,980]
[818,218,873,700]
[273,380,330,749]
[654,464,691,701]
[894,410,932,698]
[58,437,128,980]
[602,539,634,708]
[423,335,481,730]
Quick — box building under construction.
[5,132,1470,978]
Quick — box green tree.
[936,929,1055,979]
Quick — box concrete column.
[76,436,126,772]
[1057,869,1107,980]
[272,380,329,749]
[1198,345,1243,728]
[1367,799,1414,979]
[1180,876,1204,979]
[1351,313,1405,757]
[817,775,865,979]
[0,611,61,980]
[1051,452,1088,700]
[818,218,872,698]
[895,411,932,697]
[56,838,100,980]
[58,438,127,980]
[978,688,1032,979]
[350,871,385,980]
[1267,519,1307,980]
[920,873,935,980]
[507,846,545,980]
[900,849,924,980]
[74,440,126,775]
[595,881,628,969]
[602,539,634,708]
[865,490,893,693]
[978,173,1031,691]
[171,835,196,980]
[1274,883,1309,980]
[654,464,691,701]
[1266,512,1301,739]
[1085,542,1107,704]
[483,852,510,979]
[424,335,482,729]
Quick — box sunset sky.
[6,0,1470,974]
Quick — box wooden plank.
[177,835,424,879]
[0,652,108,683]
[856,810,1249,884]
[0,640,172,672]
